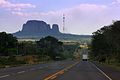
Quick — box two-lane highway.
[0,60,118,80]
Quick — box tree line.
[90,21,120,64]
[0,32,78,65]
[0,33,64,59]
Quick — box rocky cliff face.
[13,20,91,40]
[22,20,50,34]
[52,24,60,34]
[13,20,60,37]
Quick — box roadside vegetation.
[0,33,78,68]
[62,42,79,59]
[90,21,120,68]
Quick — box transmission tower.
[63,14,65,33]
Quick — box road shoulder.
[93,62,120,80]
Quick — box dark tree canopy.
[91,21,120,63]
[36,36,63,60]
[0,32,18,56]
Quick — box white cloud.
[11,4,108,34]
[116,0,120,3]
[11,3,120,34]
[111,0,120,5]
[0,0,36,11]
[12,4,107,17]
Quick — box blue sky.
[0,0,120,34]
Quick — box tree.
[91,21,120,63]
[36,36,63,60]
[0,32,18,56]
[18,41,37,55]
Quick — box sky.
[0,0,120,35]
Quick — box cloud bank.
[12,3,108,34]
[1,0,120,34]
[0,0,36,11]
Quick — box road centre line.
[44,61,79,80]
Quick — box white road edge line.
[90,62,112,80]
[17,71,25,74]
[0,74,10,78]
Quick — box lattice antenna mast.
[63,14,65,33]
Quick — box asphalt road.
[0,60,75,80]
[0,60,119,80]
[55,61,112,80]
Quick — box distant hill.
[13,20,91,41]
